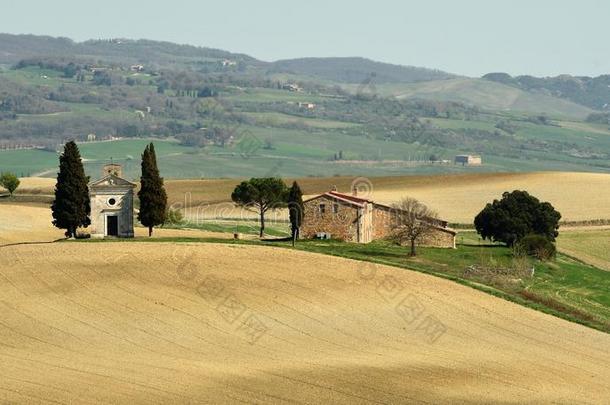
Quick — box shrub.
[518,234,556,261]
[0,172,20,196]
[166,208,184,225]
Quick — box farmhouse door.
[107,216,119,236]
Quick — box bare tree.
[389,198,438,257]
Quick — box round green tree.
[231,178,288,237]
[0,172,20,196]
[474,190,561,246]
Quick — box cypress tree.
[51,141,91,238]
[137,143,167,236]
[287,181,304,246]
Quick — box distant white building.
[282,83,303,92]
[298,102,317,110]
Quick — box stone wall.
[372,205,456,248]
[419,227,456,249]
[301,196,359,242]
[372,206,394,240]
[90,188,135,238]
[301,196,456,248]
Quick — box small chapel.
[89,164,136,238]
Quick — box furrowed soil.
[0,242,608,404]
[10,172,610,223]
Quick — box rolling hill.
[268,56,455,83]
[0,33,256,68]
[1,33,610,179]
[0,33,606,117]
[351,78,595,120]
[0,241,608,403]
[483,72,610,110]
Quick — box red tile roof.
[327,191,371,205]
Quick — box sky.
[1,0,609,77]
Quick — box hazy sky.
[2,0,608,77]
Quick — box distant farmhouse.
[89,164,136,238]
[89,66,108,73]
[301,189,456,248]
[454,155,482,166]
[130,64,145,72]
[297,102,317,110]
[221,59,237,67]
[282,83,303,92]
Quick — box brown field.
[163,172,610,224]
[0,204,229,246]
[1,181,609,403]
[0,242,608,403]
[363,172,610,223]
[11,172,610,224]
[12,177,55,195]
[0,204,64,245]
[558,228,610,271]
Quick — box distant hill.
[1,31,610,177]
[1,33,607,116]
[0,33,257,68]
[0,34,77,63]
[361,78,594,120]
[483,72,610,110]
[268,57,456,83]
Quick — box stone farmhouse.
[301,189,457,248]
[89,164,136,238]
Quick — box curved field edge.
[557,229,610,272]
[65,237,610,334]
[1,242,608,403]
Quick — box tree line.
[46,141,561,263]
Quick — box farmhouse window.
[319,204,326,214]
[333,204,339,214]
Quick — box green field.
[166,219,290,237]
[558,229,610,271]
[0,139,191,178]
[352,78,594,120]
[223,88,331,103]
[3,124,610,180]
[2,65,610,179]
[245,111,359,129]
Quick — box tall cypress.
[138,143,167,236]
[287,181,304,246]
[51,141,91,238]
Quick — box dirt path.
[0,242,608,404]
